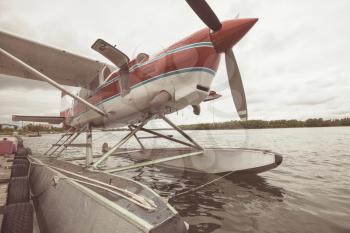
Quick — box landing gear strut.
[91,115,203,170]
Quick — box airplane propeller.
[185,0,249,120]
[225,49,247,120]
[185,0,222,32]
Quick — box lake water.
[24,127,350,233]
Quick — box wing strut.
[0,47,107,117]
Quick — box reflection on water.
[26,127,350,233]
[135,169,285,233]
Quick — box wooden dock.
[0,154,13,228]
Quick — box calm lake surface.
[25,127,350,233]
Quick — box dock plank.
[0,155,14,227]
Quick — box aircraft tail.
[60,91,72,117]
[12,115,64,124]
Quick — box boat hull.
[30,158,187,233]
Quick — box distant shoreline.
[179,118,350,130]
[1,118,349,133]
[178,126,350,131]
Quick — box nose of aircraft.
[210,18,258,53]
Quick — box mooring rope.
[170,171,235,199]
[29,157,235,206]
[69,178,156,211]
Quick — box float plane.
[0,0,282,173]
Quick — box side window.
[103,66,111,80]
[98,66,112,86]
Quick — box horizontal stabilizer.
[12,115,65,124]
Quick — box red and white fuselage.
[60,19,257,129]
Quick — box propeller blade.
[185,0,222,32]
[225,49,248,120]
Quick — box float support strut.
[91,116,153,169]
[86,124,93,167]
[128,125,145,150]
[160,115,203,150]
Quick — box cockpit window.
[102,66,111,80]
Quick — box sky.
[0,0,349,126]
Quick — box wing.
[0,30,109,87]
[12,115,65,124]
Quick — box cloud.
[0,88,60,123]
[288,97,335,106]
[0,0,350,125]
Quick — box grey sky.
[0,0,349,125]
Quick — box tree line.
[1,118,349,133]
[0,123,64,134]
[180,118,350,130]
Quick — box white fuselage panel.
[70,69,215,128]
